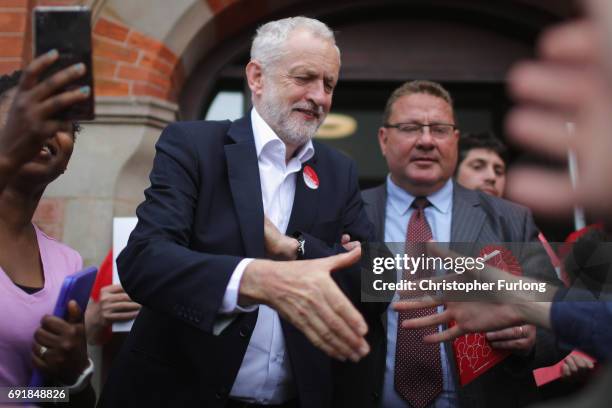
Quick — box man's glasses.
[383,122,458,139]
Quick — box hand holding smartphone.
[33,6,94,120]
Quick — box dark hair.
[0,69,81,137]
[382,80,454,125]
[457,131,508,168]
[0,70,21,102]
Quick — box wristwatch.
[294,233,306,259]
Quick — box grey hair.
[250,16,339,71]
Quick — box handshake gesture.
[239,216,370,362]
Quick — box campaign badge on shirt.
[303,165,319,189]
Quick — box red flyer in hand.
[451,245,521,386]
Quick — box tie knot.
[411,197,430,210]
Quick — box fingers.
[40,314,71,335]
[103,301,141,322]
[399,308,450,330]
[105,301,141,312]
[576,355,595,370]
[30,62,87,103]
[538,19,597,64]
[105,310,140,322]
[305,297,365,361]
[564,354,580,373]
[327,245,361,272]
[508,62,595,113]
[506,167,577,218]
[36,86,90,118]
[280,288,368,361]
[34,327,60,348]
[342,240,360,251]
[422,325,463,343]
[341,234,350,245]
[31,346,50,372]
[101,284,127,295]
[19,50,59,91]
[296,316,348,361]
[566,353,595,370]
[66,300,83,324]
[324,282,368,338]
[562,361,572,378]
[99,288,141,322]
[485,326,523,342]
[393,297,441,312]
[505,108,573,160]
[587,0,612,83]
[102,291,135,303]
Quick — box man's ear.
[246,60,264,97]
[378,127,388,157]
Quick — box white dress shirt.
[218,108,314,404]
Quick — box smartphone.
[29,266,98,387]
[33,6,94,120]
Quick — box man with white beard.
[98,16,383,408]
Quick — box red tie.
[394,197,442,408]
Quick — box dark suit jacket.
[338,182,563,408]
[97,116,378,408]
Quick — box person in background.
[455,131,508,198]
[356,80,561,408]
[0,52,94,406]
[455,131,595,384]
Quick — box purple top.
[0,225,82,387]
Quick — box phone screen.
[34,7,94,120]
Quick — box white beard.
[257,85,325,147]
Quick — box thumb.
[328,245,362,273]
[66,300,83,323]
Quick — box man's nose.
[307,80,328,108]
[415,126,435,146]
[484,166,496,183]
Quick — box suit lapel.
[225,116,265,258]
[371,185,387,242]
[286,155,319,235]
[450,182,485,251]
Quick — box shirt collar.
[386,175,453,216]
[251,108,314,164]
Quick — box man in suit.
[360,80,561,408]
[98,17,379,408]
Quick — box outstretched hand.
[240,246,370,362]
[394,242,555,344]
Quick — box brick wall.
[0,4,184,102]
[0,2,186,240]
[93,17,184,102]
[0,0,28,73]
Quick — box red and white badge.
[303,165,319,189]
